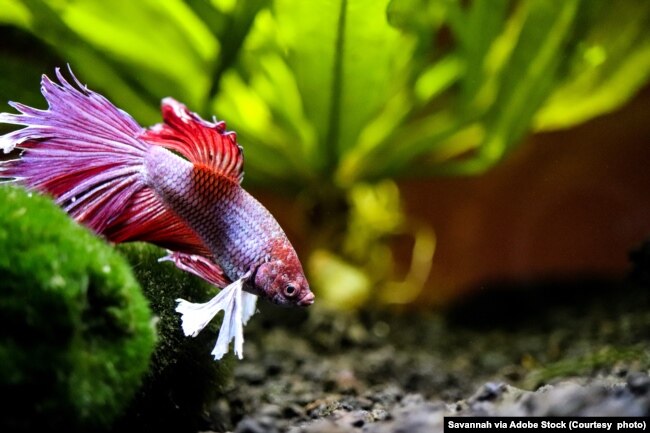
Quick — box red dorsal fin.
[142,98,244,183]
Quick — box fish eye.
[284,284,297,297]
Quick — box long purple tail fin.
[0,68,149,233]
[0,67,210,257]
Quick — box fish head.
[253,258,314,307]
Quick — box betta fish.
[0,67,314,360]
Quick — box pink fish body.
[0,68,314,359]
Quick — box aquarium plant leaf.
[0,0,30,26]
[273,0,412,173]
[422,0,584,176]
[338,0,508,182]
[51,0,217,111]
[215,0,414,185]
[481,1,581,156]
[534,0,650,130]
[208,8,318,186]
[186,0,270,109]
[3,0,173,123]
[2,0,647,195]
[450,0,510,108]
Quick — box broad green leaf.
[453,0,509,107]
[386,0,448,73]
[337,1,413,154]
[214,64,316,186]
[0,0,30,26]
[484,1,580,152]
[214,71,295,184]
[6,0,160,123]
[535,0,650,130]
[213,9,318,185]
[274,0,413,172]
[57,0,217,110]
[414,56,463,103]
[337,0,509,182]
[272,0,339,170]
[432,0,583,176]
[216,1,414,185]
[386,0,440,35]
[186,0,270,110]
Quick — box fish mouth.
[297,291,315,307]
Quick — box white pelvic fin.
[175,278,259,360]
[241,291,258,325]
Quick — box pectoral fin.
[160,250,230,288]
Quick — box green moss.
[0,185,156,432]
[115,242,234,432]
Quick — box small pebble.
[627,372,650,395]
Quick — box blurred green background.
[1,0,649,308]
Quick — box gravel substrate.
[198,273,650,432]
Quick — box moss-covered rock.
[115,242,234,432]
[0,185,156,432]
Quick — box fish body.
[0,68,314,359]
[145,139,281,286]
